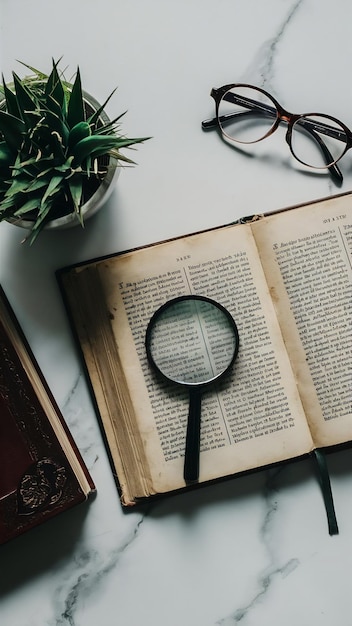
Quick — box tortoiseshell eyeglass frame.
[202,83,352,185]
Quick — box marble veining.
[217,468,301,625]
[52,513,147,626]
[61,373,100,465]
[243,0,304,90]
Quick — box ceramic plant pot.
[3,90,120,234]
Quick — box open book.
[0,286,95,544]
[58,192,352,518]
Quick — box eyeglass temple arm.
[201,92,343,183]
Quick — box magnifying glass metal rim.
[145,294,240,388]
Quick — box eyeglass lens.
[218,86,278,144]
[291,115,347,169]
[218,85,348,169]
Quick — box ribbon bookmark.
[314,448,338,536]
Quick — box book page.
[93,223,314,496]
[251,194,352,448]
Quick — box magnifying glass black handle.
[183,388,202,483]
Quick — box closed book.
[0,286,95,544]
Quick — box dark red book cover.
[0,286,95,544]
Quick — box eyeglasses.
[201,83,352,185]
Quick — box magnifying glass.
[145,295,239,483]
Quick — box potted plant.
[0,59,148,244]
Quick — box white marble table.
[1,1,352,624]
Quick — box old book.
[0,286,95,544]
[57,192,352,519]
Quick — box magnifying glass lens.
[147,297,238,385]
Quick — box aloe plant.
[0,59,148,243]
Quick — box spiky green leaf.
[87,88,117,127]
[16,61,48,81]
[1,77,20,118]
[68,121,91,149]
[93,111,126,135]
[0,141,14,167]
[0,194,18,212]
[26,198,54,244]
[45,60,65,113]
[67,68,84,128]
[13,72,38,123]
[39,108,70,145]
[0,110,25,153]
[14,197,40,216]
[68,175,83,220]
[26,177,49,193]
[40,173,64,206]
[72,134,147,166]
[109,150,136,165]
[4,175,32,197]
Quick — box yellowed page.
[251,194,352,448]
[94,222,314,496]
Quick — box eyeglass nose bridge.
[273,106,295,132]
[272,109,307,153]
[269,107,291,138]
[284,117,294,147]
